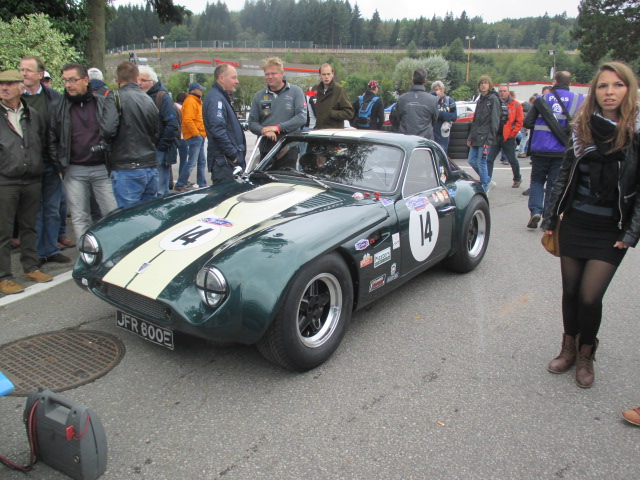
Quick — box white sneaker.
[487,181,497,192]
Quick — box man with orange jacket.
[174,81,207,191]
[487,83,524,188]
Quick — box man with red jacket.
[487,84,524,188]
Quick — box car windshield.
[259,138,404,193]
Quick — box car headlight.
[196,267,228,307]
[79,233,100,266]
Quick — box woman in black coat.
[542,61,640,388]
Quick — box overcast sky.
[114,0,580,24]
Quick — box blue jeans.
[467,146,490,191]
[36,163,63,257]
[111,168,158,209]
[528,155,562,215]
[178,139,188,173]
[156,150,171,197]
[487,136,521,182]
[175,136,206,189]
[519,129,529,155]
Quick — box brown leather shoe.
[547,334,576,374]
[57,236,76,249]
[0,279,25,294]
[25,270,53,283]
[45,253,71,264]
[622,406,640,426]
[575,338,598,388]
[512,180,522,188]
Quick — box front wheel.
[445,195,490,273]
[257,253,353,371]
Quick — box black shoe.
[46,253,71,264]
[527,214,541,229]
[522,188,530,196]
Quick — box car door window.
[402,149,438,198]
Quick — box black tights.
[560,256,618,345]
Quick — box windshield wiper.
[278,167,330,189]
[249,170,278,182]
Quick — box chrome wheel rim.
[297,273,342,348]
[467,209,487,258]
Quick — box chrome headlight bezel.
[196,267,228,307]
[79,233,100,266]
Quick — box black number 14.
[419,212,432,246]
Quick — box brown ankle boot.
[547,334,576,374]
[575,339,598,388]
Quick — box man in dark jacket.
[0,69,52,294]
[523,71,584,228]
[203,64,247,185]
[49,63,119,238]
[138,66,179,197]
[88,67,109,96]
[391,68,438,139]
[104,61,159,208]
[466,75,501,192]
[351,80,384,130]
[19,55,72,265]
[314,63,354,129]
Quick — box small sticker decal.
[360,253,373,268]
[136,262,151,274]
[369,274,386,292]
[352,192,365,200]
[448,189,457,198]
[355,239,370,251]
[392,232,400,250]
[442,190,449,199]
[431,194,439,203]
[436,191,445,203]
[380,198,393,206]
[390,263,397,275]
[406,196,429,211]
[201,217,234,227]
[374,247,391,268]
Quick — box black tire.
[256,253,353,371]
[445,195,490,273]
[447,146,470,160]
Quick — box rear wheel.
[257,253,353,371]
[445,195,490,273]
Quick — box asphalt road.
[1,156,639,480]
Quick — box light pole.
[153,35,164,62]
[465,36,475,83]
[548,49,556,79]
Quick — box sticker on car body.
[408,197,439,262]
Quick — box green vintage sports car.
[73,130,490,371]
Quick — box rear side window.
[402,149,438,198]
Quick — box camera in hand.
[90,141,110,154]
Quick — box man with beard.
[49,63,119,238]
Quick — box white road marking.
[0,271,74,307]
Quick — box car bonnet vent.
[296,193,342,210]
[238,185,295,203]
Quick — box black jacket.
[468,90,501,147]
[104,82,158,170]
[48,92,118,176]
[0,99,45,186]
[145,81,179,152]
[541,120,640,247]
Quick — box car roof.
[290,129,438,150]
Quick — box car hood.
[99,181,389,300]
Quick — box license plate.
[116,311,174,350]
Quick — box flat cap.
[188,81,206,92]
[0,70,23,82]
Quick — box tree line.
[106,1,577,51]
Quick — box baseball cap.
[43,71,51,80]
[188,81,206,92]
[0,70,23,82]
[368,80,379,89]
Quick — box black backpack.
[356,95,378,128]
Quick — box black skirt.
[559,209,627,266]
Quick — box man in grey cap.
[174,80,207,191]
[0,70,52,294]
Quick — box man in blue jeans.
[104,62,159,208]
[523,71,584,228]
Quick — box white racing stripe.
[103,183,322,299]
